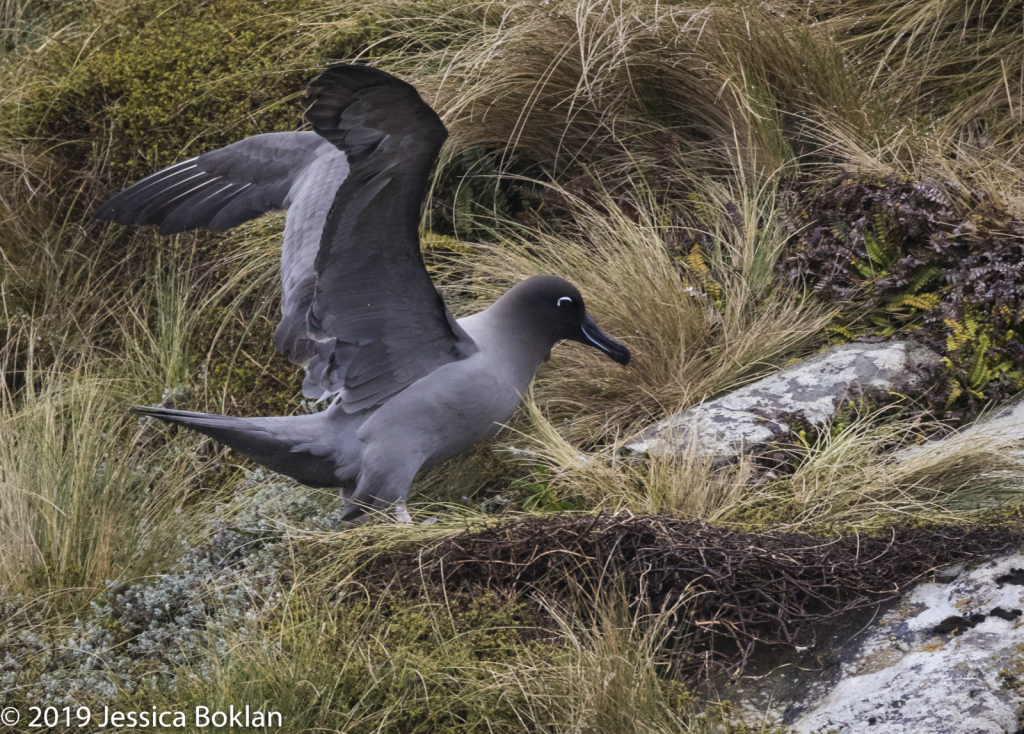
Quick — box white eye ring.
[557,297,573,307]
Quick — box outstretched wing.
[94,131,350,365]
[94,131,338,235]
[300,64,477,412]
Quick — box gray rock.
[896,398,1024,463]
[722,553,1024,734]
[625,342,941,462]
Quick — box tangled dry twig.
[363,512,1024,676]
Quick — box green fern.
[864,232,884,268]
[853,259,877,280]
[873,209,890,246]
[907,264,942,295]
[886,293,941,311]
[826,324,855,342]
[944,375,963,409]
[967,334,991,389]
[829,218,849,243]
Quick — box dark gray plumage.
[99,64,630,521]
[97,130,348,365]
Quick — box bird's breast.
[358,353,527,471]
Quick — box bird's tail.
[128,405,347,488]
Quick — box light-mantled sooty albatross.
[96,64,631,523]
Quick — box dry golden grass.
[329,0,875,178]
[0,330,204,596]
[452,172,832,440]
[778,413,1024,526]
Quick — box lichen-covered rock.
[724,553,1024,733]
[896,398,1024,463]
[625,341,941,462]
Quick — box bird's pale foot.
[394,505,413,523]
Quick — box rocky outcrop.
[625,341,941,462]
[896,398,1024,463]
[723,553,1024,733]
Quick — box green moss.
[11,0,381,179]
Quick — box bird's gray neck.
[457,303,553,389]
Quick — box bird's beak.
[574,313,631,366]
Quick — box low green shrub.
[780,172,1024,421]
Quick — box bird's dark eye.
[557,297,573,307]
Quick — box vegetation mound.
[366,512,1024,677]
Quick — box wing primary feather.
[158,183,239,235]
[132,171,214,221]
[98,163,202,216]
[147,177,222,213]
[189,181,237,208]
[206,183,257,231]
[161,181,257,234]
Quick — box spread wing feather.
[300,65,477,411]
[96,64,476,413]
[95,132,331,234]
[95,131,349,365]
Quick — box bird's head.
[500,275,631,366]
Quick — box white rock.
[727,553,1024,734]
[626,342,941,462]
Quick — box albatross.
[96,64,631,522]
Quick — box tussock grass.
[0,319,206,601]
[837,0,1024,139]
[157,551,732,733]
[0,362,193,596]
[457,172,831,440]
[785,415,1024,524]
[0,226,240,596]
[494,394,756,517]
[709,408,1024,529]
[327,0,874,179]
[537,592,699,732]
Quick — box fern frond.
[826,324,855,342]
[421,233,475,254]
[944,377,963,408]
[864,232,886,268]
[886,293,941,311]
[967,335,991,389]
[853,260,875,279]
[873,209,890,246]
[907,265,942,295]
[683,245,722,301]
[684,245,711,277]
